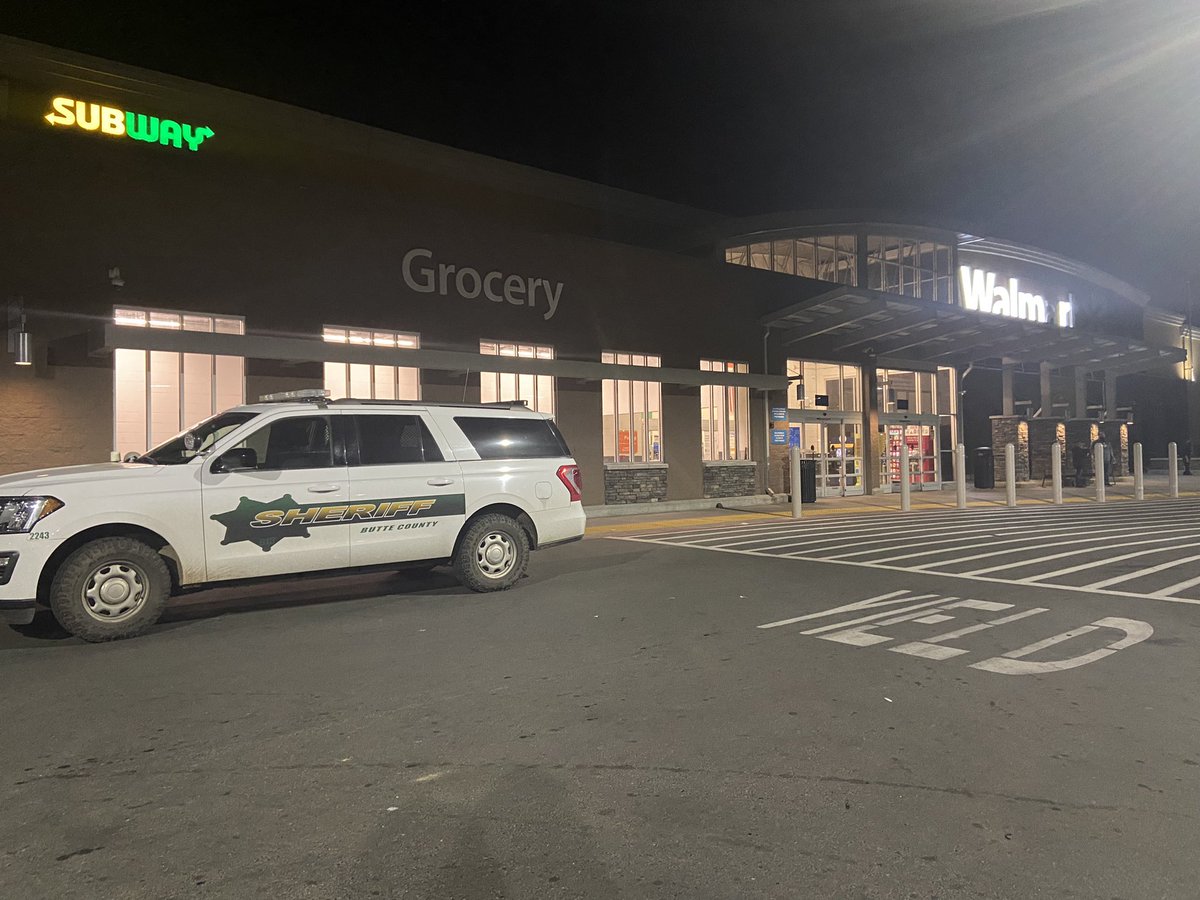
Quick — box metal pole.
[819,452,828,500]
[1133,443,1144,500]
[1051,442,1063,505]
[790,444,802,519]
[955,443,967,509]
[1094,441,1106,503]
[1169,442,1179,499]
[899,439,912,512]
[1005,442,1017,507]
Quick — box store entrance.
[881,416,941,490]
[792,417,864,496]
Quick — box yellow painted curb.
[585,490,1200,536]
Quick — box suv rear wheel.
[453,514,529,592]
[48,537,171,642]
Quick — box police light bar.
[257,389,331,402]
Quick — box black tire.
[48,537,171,642]
[452,514,529,592]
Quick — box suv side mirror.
[213,447,258,474]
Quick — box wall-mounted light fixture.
[6,299,32,366]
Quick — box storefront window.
[867,237,953,303]
[322,326,419,401]
[786,360,861,411]
[479,341,555,415]
[113,307,244,455]
[725,235,857,286]
[878,368,937,415]
[700,359,751,461]
[601,352,663,463]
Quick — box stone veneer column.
[990,416,1030,484]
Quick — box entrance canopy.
[763,286,1184,375]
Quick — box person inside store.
[1183,438,1193,476]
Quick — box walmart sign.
[44,97,215,152]
[958,266,1074,328]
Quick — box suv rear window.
[454,416,571,460]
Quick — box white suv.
[0,395,586,641]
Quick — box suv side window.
[230,415,337,471]
[453,416,570,460]
[352,415,445,465]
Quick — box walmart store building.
[2,36,1196,508]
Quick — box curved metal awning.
[763,286,1183,375]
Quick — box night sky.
[7,1,1200,312]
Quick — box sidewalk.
[585,472,1200,536]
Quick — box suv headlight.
[0,497,64,534]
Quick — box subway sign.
[44,96,215,152]
[958,266,1074,328]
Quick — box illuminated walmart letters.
[959,266,1074,328]
[44,97,214,152]
[402,248,563,320]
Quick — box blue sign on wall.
[770,406,787,422]
[770,429,787,445]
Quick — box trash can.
[799,458,817,503]
[974,447,995,489]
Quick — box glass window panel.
[725,246,749,265]
[182,314,212,333]
[499,372,518,402]
[349,363,372,398]
[373,365,396,400]
[182,352,213,427]
[114,348,147,454]
[396,367,420,400]
[773,240,795,274]
[149,311,181,330]
[749,242,771,269]
[114,308,147,327]
[480,372,498,404]
[795,240,815,279]
[214,317,244,336]
[148,350,181,446]
[536,376,554,416]
[214,356,243,413]
[324,362,348,401]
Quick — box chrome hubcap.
[476,532,516,579]
[82,561,148,622]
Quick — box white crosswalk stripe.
[612,498,1200,604]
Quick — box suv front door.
[200,412,351,581]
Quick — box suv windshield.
[139,412,259,465]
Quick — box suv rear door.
[345,412,464,566]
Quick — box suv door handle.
[427,478,455,487]
[307,484,342,494]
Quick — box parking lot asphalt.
[4,505,1200,899]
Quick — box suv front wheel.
[48,537,171,642]
[453,514,530,592]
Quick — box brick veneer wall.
[603,465,669,504]
[703,462,758,498]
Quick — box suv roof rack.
[327,398,534,411]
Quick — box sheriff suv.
[0,393,586,641]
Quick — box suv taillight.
[557,464,583,502]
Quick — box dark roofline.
[0,33,722,234]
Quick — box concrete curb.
[584,493,784,518]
